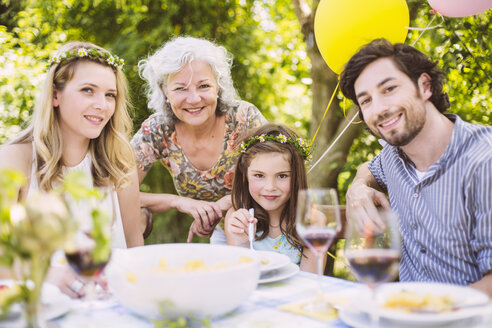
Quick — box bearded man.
[340,39,492,297]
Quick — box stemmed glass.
[64,199,112,310]
[296,188,342,313]
[344,208,401,326]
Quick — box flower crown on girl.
[48,48,125,69]
[239,133,312,161]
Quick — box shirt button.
[420,248,427,254]
[412,225,417,230]
[413,193,419,198]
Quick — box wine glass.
[344,208,401,326]
[296,188,342,313]
[64,200,113,310]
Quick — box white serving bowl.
[106,243,260,319]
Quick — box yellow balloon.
[314,0,409,74]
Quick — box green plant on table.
[0,168,103,327]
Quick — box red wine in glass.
[299,228,338,254]
[296,188,342,313]
[65,249,110,277]
[344,208,401,327]
[345,249,400,286]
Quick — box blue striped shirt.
[368,114,492,285]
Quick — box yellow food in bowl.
[148,256,254,273]
[383,290,454,313]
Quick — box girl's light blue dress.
[254,233,301,265]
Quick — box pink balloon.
[427,0,492,17]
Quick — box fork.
[248,208,255,250]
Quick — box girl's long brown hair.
[231,124,308,254]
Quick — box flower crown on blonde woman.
[48,48,125,69]
[239,134,312,161]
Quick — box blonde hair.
[10,41,135,191]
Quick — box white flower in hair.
[107,56,115,65]
[259,135,265,142]
[278,134,287,143]
[77,49,88,57]
[48,56,60,65]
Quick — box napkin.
[278,297,338,321]
[278,291,356,321]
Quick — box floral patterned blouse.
[131,101,266,201]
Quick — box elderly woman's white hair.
[139,36,239,122]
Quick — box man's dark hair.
[340,38,450,119]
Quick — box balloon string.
[309,80,340,147]
[307,111,359,175]
[409,14,440,46]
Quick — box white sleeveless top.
[27,149,127,249]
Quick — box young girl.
[0,41,143,297]
[225,124,320,273]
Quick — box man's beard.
[370,107,426,147]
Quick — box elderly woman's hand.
[173,196,223,239]
[215,195,232,213]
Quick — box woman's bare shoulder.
[0,142,32,175]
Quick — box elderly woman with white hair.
[132,36,266,242]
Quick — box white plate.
[376,282,490,325]
[258,262,299,284]
[254,250,291,273]
[339,305,484,328]
[339,282,490,327]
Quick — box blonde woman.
[0,41,143,297]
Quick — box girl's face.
[247,152,292,217]
[163,60,219,127]
[53,61,117,143]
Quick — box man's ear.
[418,73,432,101]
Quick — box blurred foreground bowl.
[106,243,260,319]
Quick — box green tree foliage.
[0,0,311,244]
[1,0,490,245]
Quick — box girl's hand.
[224,208,257,247]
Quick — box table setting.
[1,178,491,328]
[2,241,492,328]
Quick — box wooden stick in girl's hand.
[248,208,255,250]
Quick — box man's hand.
[346,162,391,233]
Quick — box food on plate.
[0,284,19,305]
[383,290,454,313]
